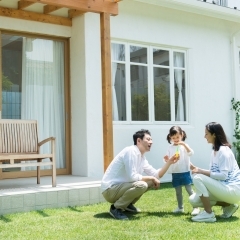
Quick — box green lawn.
[0,183,239,240]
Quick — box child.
[164,126,200,216]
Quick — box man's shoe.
[173,207,184,213]
[125,203,141,213]
[191,207,200,216]
[109,205,128,220]
[191,210,216,222]
[220,204,239,218]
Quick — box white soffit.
[0,0,18,9]
[0,0,68,17]
[130,0,240,23]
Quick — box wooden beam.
[100,12,113,171]
[68,9,85,18]
[0,7,72,26]
[0,30,2,118]
[21,0,119,16]
[44,5,62,14]
[18,1,35,9]
[105,0,122,2]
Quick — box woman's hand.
[190,162,196,170]
[191,166,200,174]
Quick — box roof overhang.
[131,0,240,23]
[0,0,122,26]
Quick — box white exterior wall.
[70,13,104,177]
[111,1,240,182]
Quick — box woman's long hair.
[205,122,231,151]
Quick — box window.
[111,42,187,123]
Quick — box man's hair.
[133,129,151,145]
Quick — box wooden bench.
[0,119,56,187]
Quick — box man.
[101,129,178,220]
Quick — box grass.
[0,183,240,239]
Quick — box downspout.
[230,28,240,155]
[231,29,240,99]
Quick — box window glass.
[2,35,22,119]
[174,70,186,121]
[1,34,66,170]
[130,45,147,64]
[112,63,126,121]
[174,52,185,68]
[154,67,171,121]
[153,49,169,66]
[131,65,148,121]
[111,43,125,61]
[111,42,187,122]
[173,52,186,121]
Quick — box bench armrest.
[38,137,56,155]
[38,137,56,147]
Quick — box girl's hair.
[167,126,186,144]
[205,122,231,151]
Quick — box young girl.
[164,126,200,216]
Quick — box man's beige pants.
[102,181,153,210]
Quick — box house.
[111,0,240,183]
[1,0,240,186]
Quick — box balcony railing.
[197,0,240,10]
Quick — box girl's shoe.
[173,207,184,213]
[191,207,200,216]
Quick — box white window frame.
[111,41,189,125]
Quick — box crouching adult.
[101,129,178,220]
[189,122,240,223]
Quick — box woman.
[190,122,240,222]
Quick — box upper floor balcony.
[199,0,240,10]
[133,0,240,23]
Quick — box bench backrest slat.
[0,120,39,153]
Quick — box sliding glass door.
[1,32,70,177]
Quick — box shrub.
[231,98,240,166]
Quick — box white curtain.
[21,38,65,170]
[111,44,120,121]
[174,53,184,121]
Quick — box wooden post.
[0,163,2,180]
[0,30,2,116]
[100,12,113,171]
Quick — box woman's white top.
[210,146,240,186]
[165,143,193,174]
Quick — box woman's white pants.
[189,174,240,208]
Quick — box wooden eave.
[0,0,121,26]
